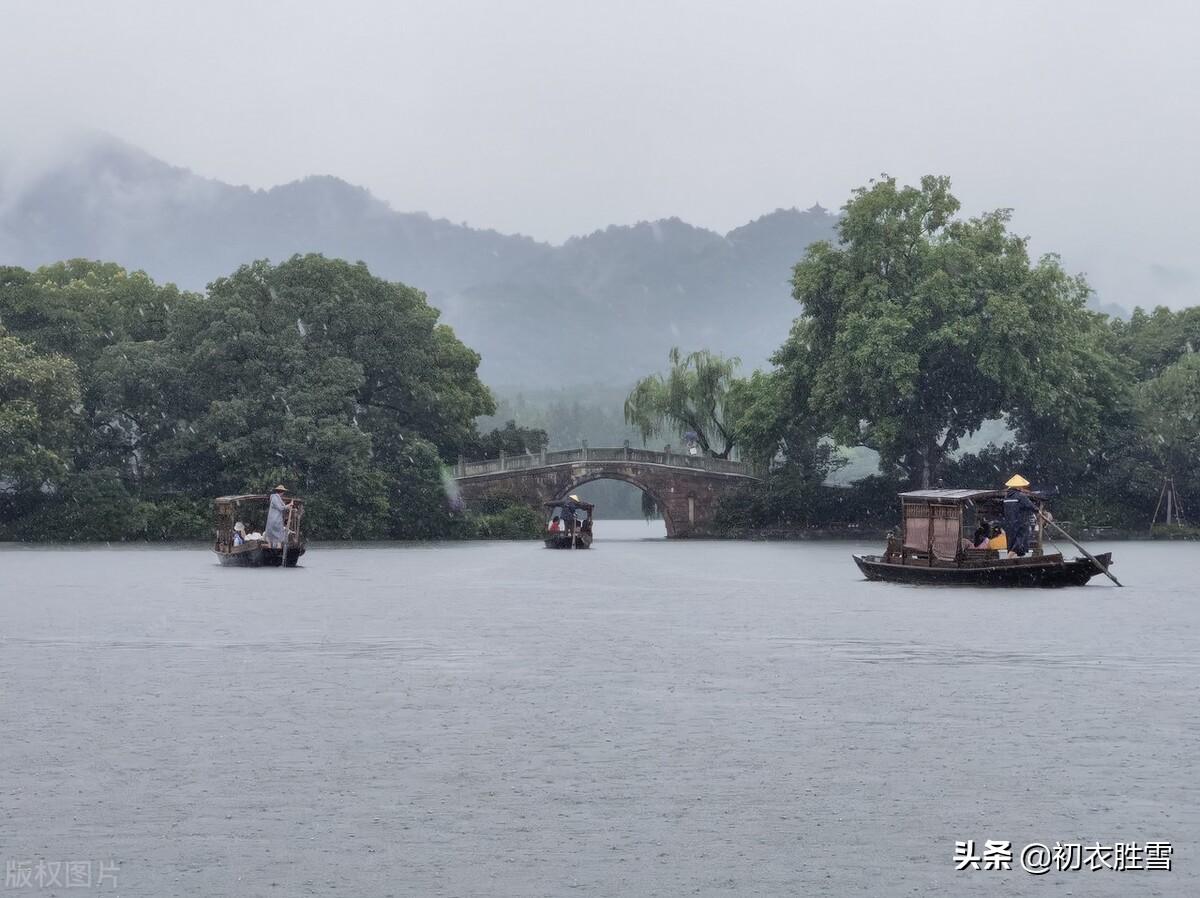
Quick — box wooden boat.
[544,497,594,549]
[212,494,306,567]
[853,488,1114,587]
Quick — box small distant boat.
[212,494,306,567]
[853,488,1114,587]
[544,497,594,549]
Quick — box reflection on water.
[1,538,1197,896]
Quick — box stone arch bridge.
[453,445,761,537]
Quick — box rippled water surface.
[2,526,1197,896]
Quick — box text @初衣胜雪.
[954,840,1172,873]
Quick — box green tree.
[0,261,196,486]
[624,347,742,458]
[0,328,81,495]
[1139,353,1200,501]
[158,254,494,537]
[0,255,498,540]
[788,174,1118,488]
[1113,305,1200,380]
[464,420,549,460]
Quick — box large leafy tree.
[1139,353,1200,506]
[728,328,841,476]
[0,261,196,482]
[624,347,742,458]
[0,256,498,539]
[158,254,495,537]
[0,263,205,538]
[0,328,81,495]
[1112,305,1200,380]
[789,175,1121,488]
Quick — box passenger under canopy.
[898,489,1021,560]
[897,492,1008,561]
[544,496,595,549]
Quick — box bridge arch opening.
[557,473,678,537]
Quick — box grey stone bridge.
[453,444,761,537]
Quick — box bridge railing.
[455,446,758,478]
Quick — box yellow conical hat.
[1005,474,1031,489]
[569,494,581,502]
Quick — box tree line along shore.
[2,176,1196,541]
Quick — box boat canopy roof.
[214,494,305,505]
[899,488,1004,504]
[545,498,595,512]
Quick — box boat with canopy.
[212,493,306,567]
[852,487,1115,587]
[544,496,594,549]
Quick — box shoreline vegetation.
[2,177,1196,543]
[2,525,1195,546]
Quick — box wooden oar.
[1039,514,1123,587]
[277,496,296,571]
[279,501,289,571]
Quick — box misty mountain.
[0,136,1133,387]
[0,136,837,385]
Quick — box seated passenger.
[233,522,246,546]
[987,525,1007,551]
[972,523,989,549]
[548,516,562,533]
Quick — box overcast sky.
[2,0,1197,306]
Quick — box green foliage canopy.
[0,255,498,540]
[1113,305,1200,380]
[1139,353,1200,482]
[787,175,1122,488]
[0,327,81,493]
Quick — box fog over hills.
[0,134,1136,387]
[0,136,837,386]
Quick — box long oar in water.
[282,503,291,570]
[1039,513,1123,587]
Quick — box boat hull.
[544,533,592,549]
[214,544,306,567]
[852,552,1112,587]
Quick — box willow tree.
[788,175,1115,488]
[624,347,741,458]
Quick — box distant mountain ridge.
[0,135,1131,386]
[0,136,841,384]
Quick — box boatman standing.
[266,484,293,548]
[1003,474,1038,558]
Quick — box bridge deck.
[454,447,759,479]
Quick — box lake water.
[2,525,1196,896]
